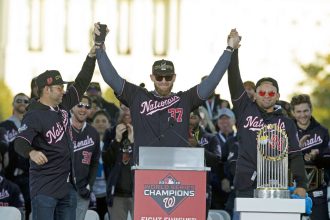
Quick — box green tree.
[298,53,330,129]
[0,79,13,121]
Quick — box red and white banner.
[134,169,206,220]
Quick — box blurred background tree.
[0,79,13,121]
[298,53,330,129]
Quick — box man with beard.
[94,23,241,162]
[70,95,100,220]
[0,93,30,218]
[14,45,97,220]
[291,94,330,220]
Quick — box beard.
[154,83,173,97]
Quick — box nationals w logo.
[143,174,195,214]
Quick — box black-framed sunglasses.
[155,75,174,82]
[77,103,91,110]
[15,99,29,104]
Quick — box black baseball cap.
[152,59,175,75]
[256,77,279,93]
[36,70,68,89]
[87,82,101,92]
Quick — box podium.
[132,147,210,220]
[235,198,305,220]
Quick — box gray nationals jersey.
[118,82,203,159]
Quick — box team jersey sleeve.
[227,49,251,120]
[11,183,25,209]
[287,120,301,154]
[16,112,41,146]
[184,85,204,111]
[61,55,96,111]
[117,81,142,107]
[88,130,100,188]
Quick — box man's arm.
[197,51,232,100]
[197,29,241,100]
[88,135,100,188]
[96,49,125,95]
[289,151,307,198]
[14,138,48,165]
[228,49,245,100]
[14,138,33,158]
[93,23,125,95]
[71,47,97,96]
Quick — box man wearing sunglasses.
[0,93,31,218]
[14,45,97,220]
[94,23,241,163]
[70,95,100,220]
[227,29,307,201]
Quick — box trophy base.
[254,189,290,199]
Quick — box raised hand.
[93,22,109,46]
[227,28,241,49]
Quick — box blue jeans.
[31,187,77,220]
[76,192,90,220]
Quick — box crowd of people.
[0,24,329,220]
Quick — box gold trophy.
[254,124,290,198]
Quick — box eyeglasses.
[155,75,174,82]
[77,103,91,109]
[15,99,29,104]
[258,90,276,97]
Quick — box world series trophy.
[254,123,291,198]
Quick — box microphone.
[168,117,175,128]
[146,117,192,147]
[168,117,194,148]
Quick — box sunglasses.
[15,99,29,104]
[77,103,91,110]
[155,75,174,82]
[258,91,276,97]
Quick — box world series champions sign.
[133,147,208,220]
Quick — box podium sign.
[133,147,209,220]
[134,170,206,219]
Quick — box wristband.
[226,46,234,52]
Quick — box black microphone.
[168,117,175,128]
[167,117,194,147]
[146,117,173,146]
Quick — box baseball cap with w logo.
[36,70,68,89]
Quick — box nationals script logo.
[243,116,285,131]
[144,174,195,214]
[140,96,180,115]
[45,109,69,144]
